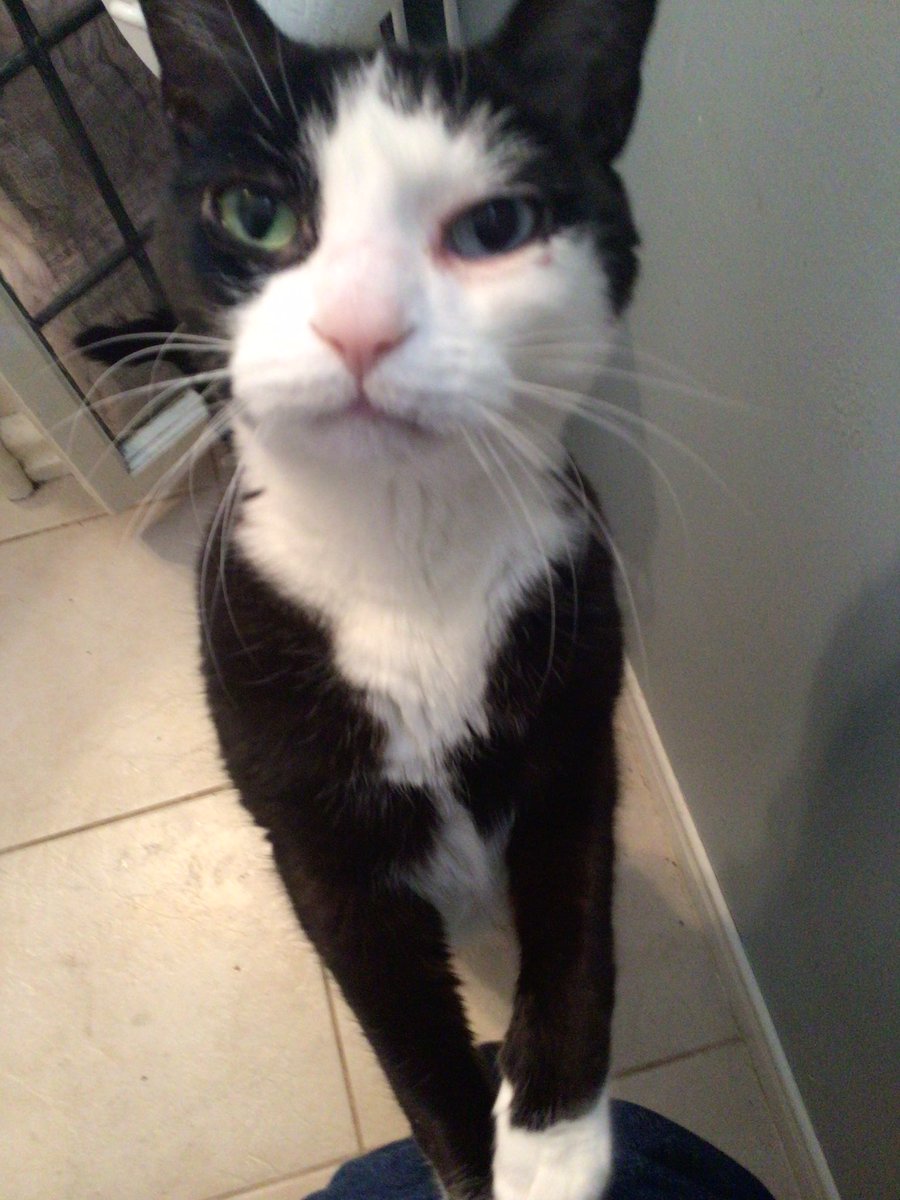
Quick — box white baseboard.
[621,662,842,1200]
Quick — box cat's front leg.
[494,751,617,1200]
[268,843,495,1200]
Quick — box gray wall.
[584,5,898,1199]
[463,3,899,1198]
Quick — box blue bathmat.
[307,1098,777,1199]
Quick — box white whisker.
[189,7,276,132]
[80,371,230,480]
[122,412,230,545]
[513,378,750,517]
[470,427,560,691]
[478,413,581,667]
[276,32,303,134]
[518,400,691,557]
[217,462,249,656]
[515,352,750,413]
[79,346,179,417]
[198,457,245,700]
[480,410,650,685]
[223,0,283,118]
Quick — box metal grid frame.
[0,0,166,429]
[0,0,459,334]
[0,0,456,427]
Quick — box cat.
[131,2,657,1196]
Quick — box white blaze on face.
[229,55,612,459]
[231,56,611,863]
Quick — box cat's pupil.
[472,199,521,250]
[238,190,277,239]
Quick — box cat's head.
[143,0,656,466]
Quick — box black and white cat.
[136,2,657,1196]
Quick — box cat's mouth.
[314,390,434,439]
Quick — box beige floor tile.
[610,709,739,1074]
[0,492,228,849]
[455,918,519,1045]
[0,790,357,1200]
[613,1042,801,1200]
[0,473,104,541]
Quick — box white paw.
[492,1079,612,1200]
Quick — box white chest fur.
[235,435,575,928]
[236,434,574,786]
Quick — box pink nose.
[311,297,412,380]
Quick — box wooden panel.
[0,5,21,59]
[50,14,171,231]
[0,65,120,315]
[30,0,89,32]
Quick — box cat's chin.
[246,397,449,467]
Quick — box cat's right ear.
[140,0,281,140]
[491,0,657,162]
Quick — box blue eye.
[445,196,544,260]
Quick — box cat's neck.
[232,424,574,621]
[230,422,583,787]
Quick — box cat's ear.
[491,0,657,161]
[140,0,282,138]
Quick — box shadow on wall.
[747,559,900,1199]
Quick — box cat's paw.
[492,1079,612,1200]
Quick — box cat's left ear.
[490,0,657,162]
[140,0,283,138]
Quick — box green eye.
[215,186,298,251]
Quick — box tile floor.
[0,470,801,1200]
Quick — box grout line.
[198,1155,350,1200]
[0,785,229,858]
[321,969,366,1154]
[612,1035,743,1082]
[0,507,110,547]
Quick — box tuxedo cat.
[136,2,656,1196]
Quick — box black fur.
[493,0,657,161]
[75,307,197,372]
[200,497,622,1193]
[132,2,656,1196]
